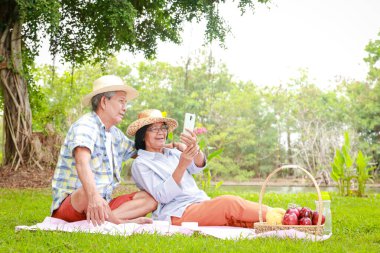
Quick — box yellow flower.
[161,111,167,118]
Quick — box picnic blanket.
[15,217,331,241]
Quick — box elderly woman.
[128,109,271,227]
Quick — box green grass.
[0,188,379,253]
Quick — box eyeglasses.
[147,125,169,133]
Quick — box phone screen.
[183,113,196,133]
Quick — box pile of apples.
[283,206,325,226]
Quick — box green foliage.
[269,73,350,174]
[338,80,380,167]
[208,82,278,177]
[331,132,376,197]
[19,39,380,181]
[337,32,380,166]
[355,151,375,197]
[194,127,224,192]
[30,58,132,133]
[1,1,379,181]
[320,191,332,201]
[364,30,380,81]
[208,156,240,179]
[208,148,224,161]
[1,0,271,166]
[14,0,270,65]
[331,132,356,196]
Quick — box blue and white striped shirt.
[51,112,135,213]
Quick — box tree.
[362,31,380,163]
[334,31,380,168]
[289,80,347,174]
[31,53,379,180]
[208,81,278,179]
[0,0,269,169]
[263,71,350,175]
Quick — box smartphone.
[183,113,196,133]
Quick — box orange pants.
[52,192,137,222]
[171,195,268,228]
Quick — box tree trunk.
[0,3,33,169]
[286,125,293,160]
[286,125,294,176]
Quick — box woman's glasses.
[147,125,169,133]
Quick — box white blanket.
[15,217,331,241]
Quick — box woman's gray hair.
[91,91,116,111]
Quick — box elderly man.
[51,75,157,226]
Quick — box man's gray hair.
[91,91,116,111]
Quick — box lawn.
[0,188,379,253]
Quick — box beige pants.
[171,195,268,228]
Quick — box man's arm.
[74,147,111,226]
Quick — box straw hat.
[82,75,138,106]
[127,109,178,136]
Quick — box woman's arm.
[131,145,201,203]
[193,150,205,168]
[131,161,183,204]
[172,145,198,184]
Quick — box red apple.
[312,211,326,225]
[299,217,312,225]
[286,207,300,218]
[299,207,313,219]
[282,213,299,225]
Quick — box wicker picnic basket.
[254,165,324,235]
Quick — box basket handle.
[258,164,324,226]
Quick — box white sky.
[38,0,380,89]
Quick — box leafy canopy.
[17,0,269,64]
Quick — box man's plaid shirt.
[51,112,135,213]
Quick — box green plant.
[194,127,224,192]
[331,132,355,196]
[355,151,375,197]
[331,132,376,197]
[198,149,224,192]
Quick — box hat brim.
[127,117,178,136]
[82,85,138,106]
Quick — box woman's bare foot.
[122,217,153,224]
[106,212,124,224]
[106,214,153,225]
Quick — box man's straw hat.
[82,75,138,106]
[127,109,178,136]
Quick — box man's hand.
[86,193,111,226]
[74,147,111,226]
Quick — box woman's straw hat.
[82,75,138,106]
[127,109,178,136]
